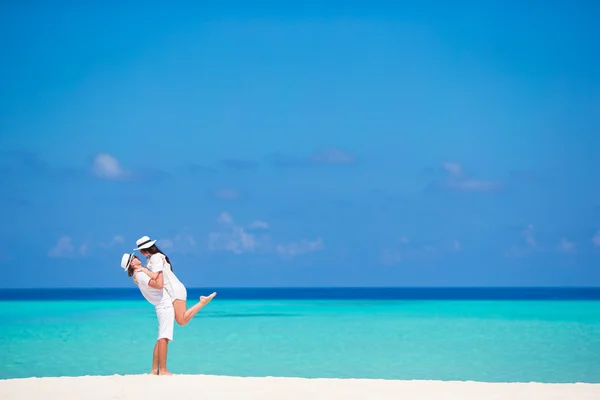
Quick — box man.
[121,253,175,375]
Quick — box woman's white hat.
[134,236,157,250]
[121,253,132,271]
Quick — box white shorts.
[156,305,174,341]
[166,280,187,301]
[169,281,187,301]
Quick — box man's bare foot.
[150,369,159,375]
[159,370,173,376]
[200,292,217,305]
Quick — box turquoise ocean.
[1,288,600,383]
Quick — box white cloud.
[557,238,576,254]
[208,212,324,259]
[218,211,234,225]
[593,231,600,247]
[209,228,257,254]
[438,161,501,192]
[276,237,325,258]
[209,213,262,254]
[92,153,127,180]
[111,235,125,245]
[48,236,86,258]
[505,224,537,258]
[49,236,75,258]
[442,162,464,177]
[160,239,174,250]
[159,235,196,254]
[506,226,579,258]
[99,235,125,249]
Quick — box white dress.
[147,253,187,301]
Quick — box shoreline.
[2,373,599,384]
[1,374,599,400]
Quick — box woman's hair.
[144,244,173,271]
[127,255,140,278]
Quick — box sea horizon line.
[2,286,600,301]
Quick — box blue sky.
[1,1,599,288]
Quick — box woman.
[134,235,216,326]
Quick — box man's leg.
[157,338,171,375]
[156,305,175,375]
[151,342,159,375]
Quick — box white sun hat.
[134,235,157,250]
[121,253,133,271]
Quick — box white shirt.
[147,253,185,299]
[147,254,166,274]
[134,271,173,309]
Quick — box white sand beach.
[1,374,599,400]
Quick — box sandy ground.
[1,374,599,400]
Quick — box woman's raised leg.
[172,292,217,326]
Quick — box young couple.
[120,235,217,376]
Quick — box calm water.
[1,288,600,383]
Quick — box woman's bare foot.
[150,369,159,375]
[159,370,173,376]
[200,292,217,305]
